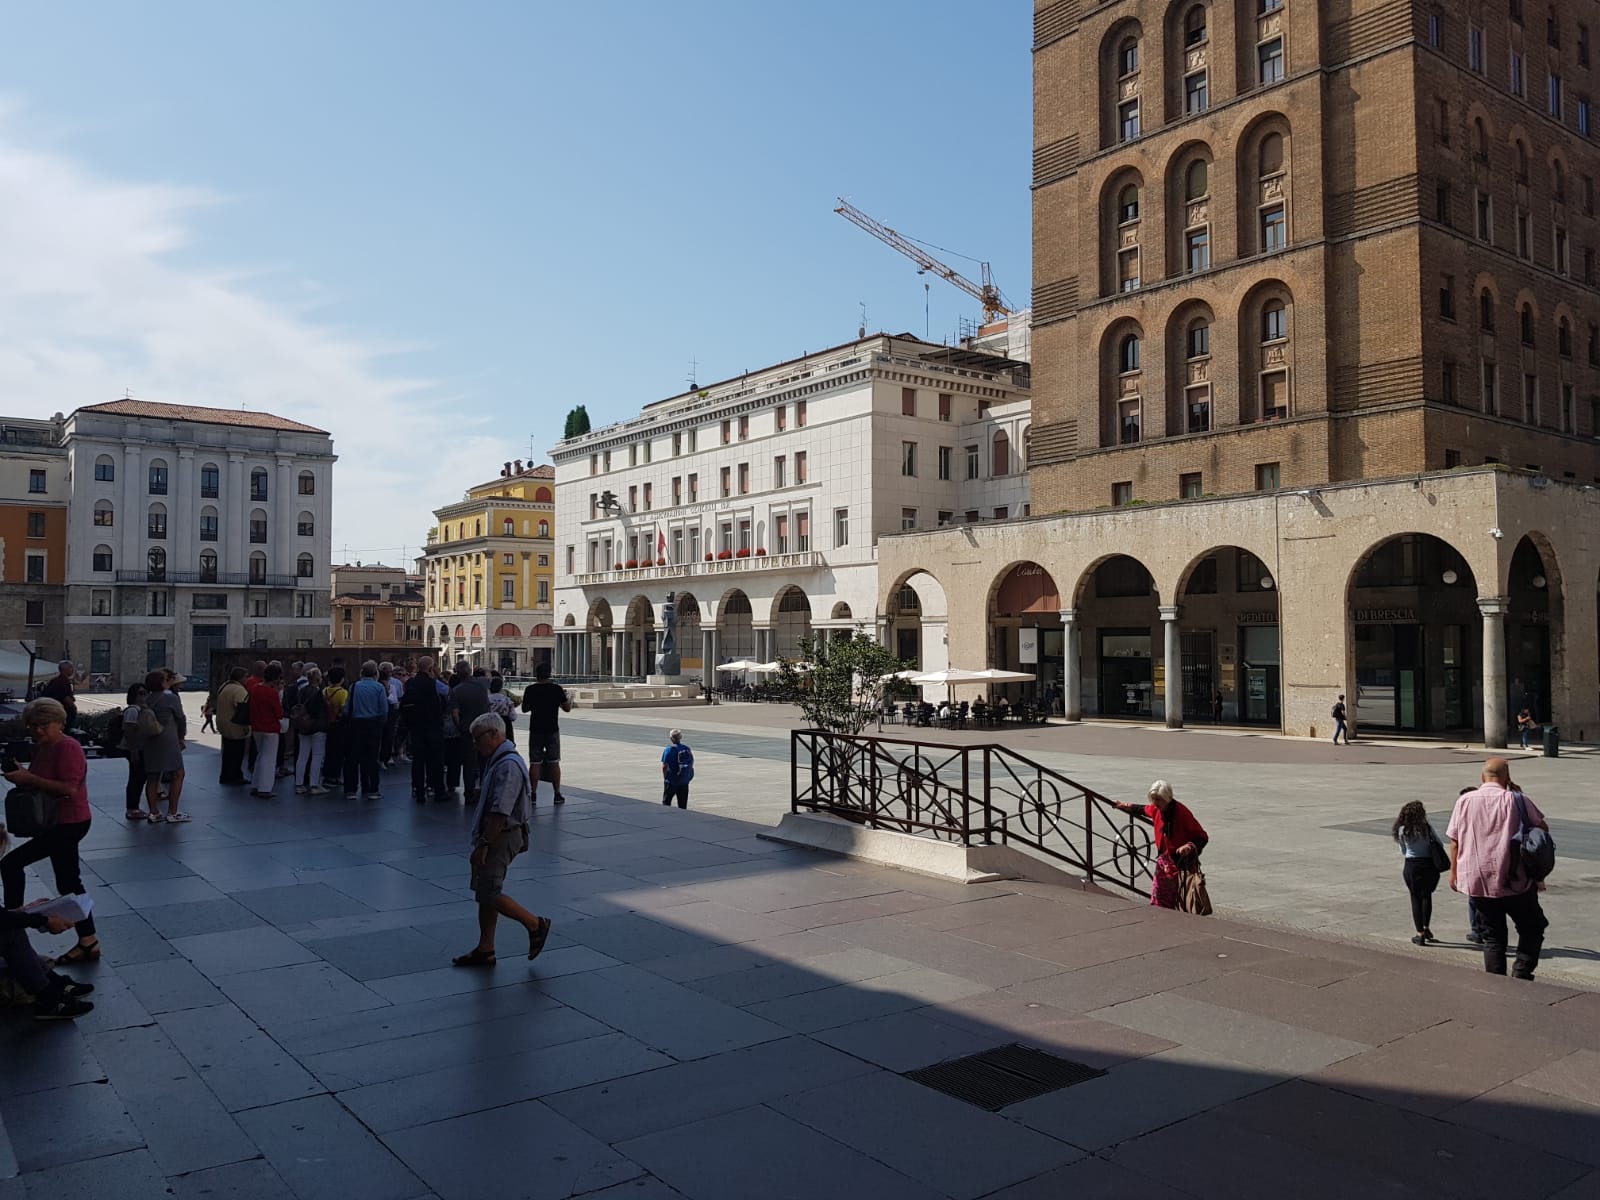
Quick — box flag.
[658,528,669,564]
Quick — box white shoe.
[294,786,308,795]
[308,786,329,795]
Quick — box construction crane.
[834,198,1012,324]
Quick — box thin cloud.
[0,100,500,565]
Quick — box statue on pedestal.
[656,591,681,676]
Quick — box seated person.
[1,907,94,1020]
[995,696,1011,718]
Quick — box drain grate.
[903,1043,1105,1111]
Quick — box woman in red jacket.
[1114,779,1209,909]
[247,663,286,798]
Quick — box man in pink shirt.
[1447,757,1549,980]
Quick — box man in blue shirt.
[660,728,694,808]
[344,660,388,800]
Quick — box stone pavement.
[1,733,1598,1199]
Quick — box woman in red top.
[1,697,101,962]
[1114,779,1208,909]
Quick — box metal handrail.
[790,729,1154,896]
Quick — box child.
[660,729,694,809]
[1392,800,1446,945]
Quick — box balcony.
[115,570,307,587]
[573,550,823,588]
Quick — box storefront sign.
[1354,608,1416,623]
[1018,628,1039,664]
[1016,564,1048,577]
[1238,612,1277,625]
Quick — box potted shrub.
[716,549,733,560]
[656,557,667,566]
[735,548,751,558]
[625,559,639,569]
[704,553,714,562]
[754,547,767,557]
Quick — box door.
[190,624,228,692]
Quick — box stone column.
[274,454,295,581]
[1160,605,1183,729]
[1480,596,1509,749]
[705,628,719,680]
[225,453,246,575]
[612,631,625,679]
[173,449,195,567]
[1060,609,1081,721]
[120,442,143,571]
[754,626,771,663]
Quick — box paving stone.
[293,865,458,912]
[236,1095,425,1200]
[382,1099,643,1200]
[745,978,930,1034]
[64,971,155,1036]
[1003,950,1223,1014]
[1438,1082,1600,1168]
[1005,1044,1282,1151]
[296,926,453,981]
[686,961,839,1007]
[1089,993,1370,1074]
[1508,1048,1600,1108]
[159,1004,325,1112]
[88,1024,258,1174]
[642,899,801,944]
[617,1104,940,1200]
[231,882,376,926]
[90,912,181,966]
[365,944,620,1004]
[271,984,564,1057]
[79,852,195,884]
[337,1031,672,1133]
[0,1080,142,1172]
[811,1006,1015,1072]
[117,957,227,1014]
[774,1070,1079,1199]
[538,964,790,1060]
[171,925,321,978]
[263,840,372,870]
[824,916,1069,986]
[167,1158,297,1200]
[1307,1020,1574,1116]
[216,961,386,1029]
[980,1155,1196,1199]
[558,913,721,963]
[921,994,1179,1070]
[0,1023,106,1099]
[304,1003,608,1089]
[635,930,851,983]
[544,1035,876,1144]
[109,876,228,908]
[138,897,268,939]
[0,1148,170,1200]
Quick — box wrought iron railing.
[790,730,1154,896]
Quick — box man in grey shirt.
[451,713,552,967]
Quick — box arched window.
[199,550,218,582]
[1185,159,1208,200]
[298,470,315,496]
[1118,35,1139,76]
[1480,289,1496,331]
[1521,303,1536,346]
[534,486,552,502]
[1553,159,1567,202]
[475,520,483,537]
[297,553,314,578]
[455,624,465,639]
[1105,172,1143,294]
[1118,183,1140,223]
[1559,317,1573,357]
[147,546,166,581]
[146,502,167,540]
[992,429,1011,477]
[503,517,514,535]
[1184,4,1207,45]
[249,551,267,585]
[250,467,268,501]
[92,544,113,572]
[200,505,219,542]
[1119,333,1142,373]
[470,624,482,638]
[297,510,314,537]
[1474,118,1489,157]
[1022,426,1032,465]
[1240,285,1294,423]
[249,508,268,544]
[1183,315,1213,433]
[1106,26,1143,146]
[1514,138,1530,180]
[1258,131,1288,251]
[538,520,550,538]
[93,454,115,483]
[495,623,521,637]
[1180,155,1212,273]
[200,461,219,498]
[93,499,114,528]
[1262,301,1287,343]
[148,459,168,495]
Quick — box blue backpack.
[667,743,694,783]
[1510,791,1555,882]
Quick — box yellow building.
[421,461,555,673]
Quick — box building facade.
[330,563,425,650]
[0,416,69,665]
[873,1,1600,745]
[63,400,335,688]
[550,333,1032,680]
[421,463,556,673]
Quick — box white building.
[63,400,336,688]
[550,332,1031,679]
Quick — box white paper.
[24,894,93,923]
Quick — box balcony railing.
[115,570,307,587]
[573,550,823,587]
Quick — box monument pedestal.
[646,674,685,686]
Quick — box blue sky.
[0,1,1032,560]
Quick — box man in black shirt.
[40,661,77,728]
[520,661,572,804]
[400,656,447,803]
[448,665,491,801]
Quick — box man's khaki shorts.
[470,825,527,902]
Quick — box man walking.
[344,660,388,800]
[1331,694,1351,745]
[450,713,552,967]
[661,728,694,808]
[1448,757,1550,980]
[521,661,572,805]
[215,667,251,785]
[40,660,77,728]
[447,665,491,801]
[400,656,447,803]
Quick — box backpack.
[668,744,694,783]
[98,715,127,759]
[137,704,163,739]
[1510,791,1555,882]
[1331,703,1343,719]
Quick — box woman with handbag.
[141,670,189,823]
[120,682,150,820]
[1393,800,1449,945]
[1,697,102,964]
[1113,780,1209,910]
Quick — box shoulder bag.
[1428,829,1452,873]
[1510,791,1555,882]
[137,704,163,739]
[1178,866,1213,916]
[5,786,57,838]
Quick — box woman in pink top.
[1,697,100,962]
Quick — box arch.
[1166,298,1216,435]
[1163,138,1214,277]
[475,519,483,537]
[297,469,315,495]
[534,486,552,502]
[985,562,1065,706]
[673,592,703,668]
[1550,149,1569,203]
[296,552,314,578]
[1099,18,1145,149]
[1099,167,1145,296]
[1235,111,1292,256]
[1478,281,1498,331]
[147,457,169,495]
[1102,318,1147,446]
[538,519,550,538]
[147,546,167,581]
[624,594,655,629]
[830,601,854,621]
[92,543,113,572]
[249,466,268,499]
[249,550,267,584]
[1175,544,1283,723]
[198,550,218,582]
[93,453,115,482]
[587,599,613,631]
[438,624,451,642]
[297,510,314,537]
[93,498,114,527]
[532,623,553,637]
[502,517,514,536]
[1071,553,1162,719]
[771,586,813,659]
[1345,532,1480,733]
[1164,1,1211,121]
[1238,278,1294,422]
[885,568,950,674]
[1506,532,1564,730]
[495,622,521,637]
[561,613,576,627]
[991,428,1011,477]
[470,624,482,638]
[1557,312,1574,358]
[716,588,755,660]
[1511,133,1531,181]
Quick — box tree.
[776,632,910,736]
[563,405,591,438]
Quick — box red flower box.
[656,557,667,566]
[625,559,639,568]
[754,548,767,557]
[705,553,714,561]
[716,550,733,560]
[735,548,751,558]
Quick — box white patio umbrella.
[879,669,922,681]
[972,668,1037,683]
[748,663,782,674]
[717,660,763,672]
[909,667,992,704]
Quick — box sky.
[0,1,1033,564]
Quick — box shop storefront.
[991,563,1062,703]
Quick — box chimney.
[502,461,511,477]
[514,459,523,473]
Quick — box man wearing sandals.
[452,713,552,968]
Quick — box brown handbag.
[1179,867,1213,916]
